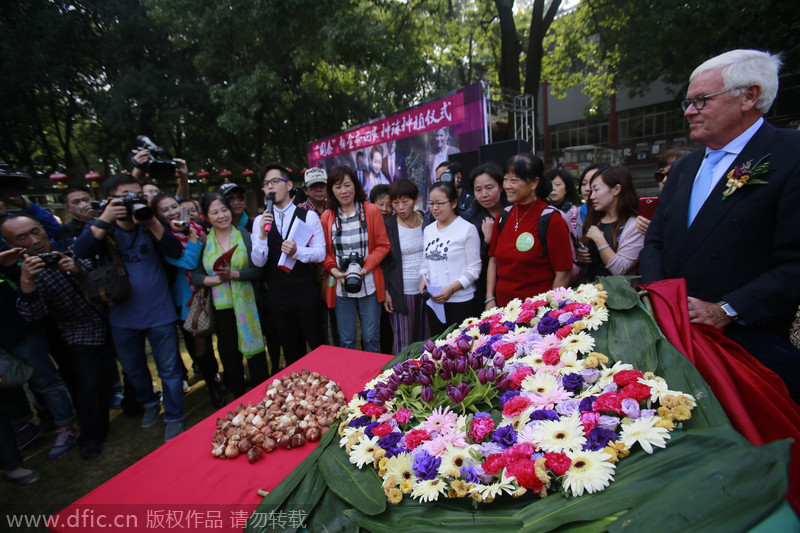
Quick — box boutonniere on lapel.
[722,154,770,200]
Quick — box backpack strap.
[495,205,513,237]
[538,206,557,258]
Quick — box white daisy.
[562,449,616,497]
[556,352,585,375]
[439,444,477,476]
[532,415,587,453]
[459,316,480,330]
[348,435,381,468]
[571,284,602,301]
[383,452,417,486]
[521,372,560,396]
[339,426,362,447]
[619,416,671,454]
[411,478,448,502]
[469,469,517,500]
[582,306,610,330]
[597,360,635,389]
[560,332,595,356]
[516,422,539,447]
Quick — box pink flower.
[404,429,431,450]
[613,370,644,387]
[544,452,572,476]
[555,324,573,339]
[469,416,495,443]
[371,424,393,438]
[580,411,600,435]
[360,402,387,417]
[529,386,573,410]
[496,343,517,359]
[592,392,623,414]
[618,382,652,402]
[482,453,507,475]
[509,367,533,390]
[394,408,412,424]
[502,396,533,418]
[522,299,547,311]
[542,347,561,365]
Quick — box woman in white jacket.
[579,167,644,279]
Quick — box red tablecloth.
[51,346,392,532]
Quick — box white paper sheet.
[425,281,447,323]
[278,218,315,272]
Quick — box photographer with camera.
[436,161,473,213]
[251,164,325,367]
[1,215,110,459]
[130,135,190,201]
[321,167,390,353]
[72,173,185,442]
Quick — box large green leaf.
[307,488,358,533]
[318,440,386,516]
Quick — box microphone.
[264,192,275,233]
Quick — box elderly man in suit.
[640,49,800,402]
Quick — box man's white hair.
[691,49,782,114]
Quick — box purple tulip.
[421,386,434,403]
[454,358,468,374]
[446,383,464,404]
[457,381,471,398]
[477,368,487,384]
[392,363,403,375]
[439,368,452,381]
[493,354,506,369]
[457,337,472,354]
[417,373,432,386]
[431,347,443,360]
[496,375,510,392]
[484,367,497,383]
[423,340,436,353]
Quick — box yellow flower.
[590,352,609,363]
[602,441,630,463]
[399,479,414,493]
[594,284,604,290]
[387,488,403,504]
[383,475,398,489]
[450,479,470,498]
[584,355,599,369]
[571,320,586,333]
[512,486,528,498]
[655,418,675,431]
[534,456,550,484]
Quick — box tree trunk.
[524,0,562,119]
[493,0,521,92]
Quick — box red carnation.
[403,429,431,450]
[360,402,387,417]
[482,453,508,475]
[371,424,393,438]
[555,324,573,339]
[544,452,572,476]
[579,411,600,435]
[509,367,533,390]
[522,299,547,311]
[517,309,536,323]
[502,396,533,418]
[542,347,561,365]
[490,323,509,335]
[618,382,652,402]
[469,416,495,442]
[592,392,623,414]
[503,442,534,463]
[613,369,644,387]
[506,459,544,491]
[496,343,517,359]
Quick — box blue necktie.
[688,150,726,227]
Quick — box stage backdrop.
[307,83,488,206]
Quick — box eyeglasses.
[681,87,743,111]
[263,178,289,187]
[428,201,450,209]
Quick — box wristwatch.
[716,301,739,322]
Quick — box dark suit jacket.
[640,121,800,327]
[382,152,406,182]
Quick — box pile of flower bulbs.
[211,369,346,463]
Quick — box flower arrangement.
[337,284,696,504]
[722,154,770,199]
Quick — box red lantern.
[242,169,254,183]
[84,171,102,189]
[197,170,209,184]
[49,171,68,189]
[220,170,232,183]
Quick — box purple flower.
[460,465,483,484]
[412,450,441,480]
[621,398,641,419]
[417,373,432,386]
[584,427,617,451]
[474,412,491,420]
[365,389,378,402]
[529,409,560,422]
[421,386,434,403]
[579,396,597,412]
[561,373,584,392]
[499,390,520,406]
[423,340,436,353]
[431,347,443,360]
[555,399,581,417]
[454,358,468,374]
[378,432,403,449]
[641,409,657,418]
[597,415,620,431]
[479,322,492,335]
[384,446,404,458]
[479,441,504,457]
[580,368,600,384]
[457,336,472,354]
[491,424,517,448]
[537,316,561,336]
[348,415,371,428]
[496,375,510,392]
[602,383,618,394]
[439,368,452,381]
[557,312,574,325]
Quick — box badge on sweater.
[516,232,534,252]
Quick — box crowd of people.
[1,49,798,487]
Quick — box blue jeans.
[110,323,184,423]
[335,292,381,353]
[8,330,75,427]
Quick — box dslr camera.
[340,251,364,294]
[91,191,153,222]
[37,252,61,269]
[0,163,30,195]
[131,135,177,181]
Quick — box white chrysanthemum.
[571,283,602,301]
[619,416,671,454]
[521,372,560,396]
[469,469,517,499]
[345,396,368,412]
[339,426,362,447]
[348,435,381,468]
[532,415,587,453]
[516,423,539,446]
[560,331,595,356]
[465,326,482,339]
[637,377,696,406]
[459,316,480,329]
[556,352,585,375]
[363,369,393,390]
[516,352,545,367]
[582,306,610,330]
[562,450,616,497]
[383,452,416,486]
[480,308,501,320]
[439,444,477,476]
[411,478,448,502]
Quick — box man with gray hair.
[641,49,800,402]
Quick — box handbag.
[80,236,132,306]
[183,287,214,335]
[0,349,33,389]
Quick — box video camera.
[91,191,153,222]
[131,135,177,181]
[0,163,30,195]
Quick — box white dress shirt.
[250,203,325,267]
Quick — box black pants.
[69,343,112,445]
[271,288,323,367]
[426,299,479,338]
[213,308,268,397]
[257,290,285,374]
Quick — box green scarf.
[203,228,264,358]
